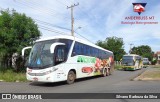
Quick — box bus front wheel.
[67,71,76,84]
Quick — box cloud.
[105,0,138,30]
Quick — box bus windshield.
[122,56,134,66]
[28,41,54,69]
[27,39,73,69]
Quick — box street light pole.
[74,26,81,32]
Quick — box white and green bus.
[22,35,114,84]
[122,54,143,71]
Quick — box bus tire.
[103,68,110,77]
[67,71,76,84]
[106,68,110,76]
[109,68,112,75]
[102,68,107,77]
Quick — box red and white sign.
[134,4,145,13]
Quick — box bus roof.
[36,35,113,54]
[123,54,140,57]
[143,58,148,59]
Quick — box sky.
[0,0,159,53]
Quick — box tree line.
[96,37,154,62]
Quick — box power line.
[22,0,67,15]
[0,6,95,44]
[74,3,104,35]
[14,1,52,14]
[0,7,70,32]
[74,32,95,44]
[0,7,70,36]
[39,25,94,44]
[53,0,81,30]
[14,0,65,18]
[13,0,72,25]
[64,0,73,6]
[1,2,96,44]
[34,19,71,31]
[63,1,97,43]
[38,25,70,35]
[56,0,68,6]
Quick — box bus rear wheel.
[103,68,109,77]
[106,68,110,76]
[67,71,76,84]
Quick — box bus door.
[54,45,67,65]
[51,43,68,81]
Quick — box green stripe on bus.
[77,56,96,63]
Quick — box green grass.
[141,70,160,79]
[152,65,160,68]
[134,66,160,80]
[0,68,27,82]
[115,65,122,70]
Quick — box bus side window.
[54,45,67,65]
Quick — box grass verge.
[142,70,160,79]
[0,68,27,82]
[115,65,122,70]
[134,65,160,81]
[151,65,160,68]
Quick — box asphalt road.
[0,67,160,102]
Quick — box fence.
[114,61,122,66]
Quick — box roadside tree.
[130,45,153,61]
[0,9,41,71]
[96,36,126,61]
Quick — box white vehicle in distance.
[143,58,150,68]
[22,35,114,84]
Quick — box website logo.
[2,94,11,99]
[132,3,147,15]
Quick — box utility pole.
[129,43,133,54]
[67,3,79,36]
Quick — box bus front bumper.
[26,72,54,82]
[122,66,135,70]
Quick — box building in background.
[152,51,160,65]
[156,51,160,64]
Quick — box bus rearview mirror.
[50,43,65,53]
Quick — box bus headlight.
[53,67,58,71]
[44,68,58,75]
[45,70,53,75]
